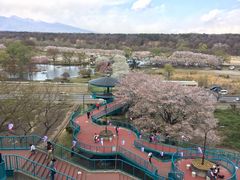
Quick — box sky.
[0,0,240,33]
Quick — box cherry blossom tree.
[115,72,219,143]
[95,61,112,74]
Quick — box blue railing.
[70,102,240,179]
[0,135,160,180]
[3,154,74,180]
[0,160,6,180]
[171,148,237,180]
[0,135,38,150]
[69,103,162,179]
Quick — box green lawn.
[215,109,240,151]
[69,73,104,83]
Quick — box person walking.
[49,158,56,169]
[148,152,153,164]
[104,104,107,112]
[47,141,53,160]
[30,144,36,154]
[115,125,119,136]
[50,166,56,180]
[0,153,2,163]
[149,134,153,143]
[96,102,100,110]
[87,111,91,119]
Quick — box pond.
[9,64,82,81]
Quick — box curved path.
[76,102,171,177]
[75,102,239,179]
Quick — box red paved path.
[75,102,240,179]
[177,159,234,180]
[76,103,173,177]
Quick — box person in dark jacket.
[0,153,2,163]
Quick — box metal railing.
[3,154,74,180]
[171,148,237,180]
[0,160,6,180]
[0,135,160,180]
[68,103,162,179]
[70,101,240,179]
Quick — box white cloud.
[131,0,152,11]
[200,9,223,22]
[185,8,240,34]
[0,0,239,33]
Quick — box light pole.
[83,94,85,111]
[105,104,108,133]
[115,135,119,169]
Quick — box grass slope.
[215,109,240,151]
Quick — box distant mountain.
[0,16,91,33]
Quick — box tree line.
[0,32,239,56]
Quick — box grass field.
[215,109,240,151]
[144,67,240,93]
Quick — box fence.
[0,135,160,180]
[171,148,237,180]
[70,102,240,179]
[0,160,6,180]
[3,154,74,180]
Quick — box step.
[34,153,49,177]
[68,166,76,179]
[21,153,34,170]
[24,152,44,173]
[55,161,65,180]
[61,161,71,178]
[42,161,62,180]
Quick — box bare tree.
[46,47,59,65]
[62,51,74,65]
[0,82,70,136]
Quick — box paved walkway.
[177,159,233,180]
[76,103,172,177]
[75,102,240,179]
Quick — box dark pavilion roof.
[89,76,118,87]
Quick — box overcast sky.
[0,0,240,33]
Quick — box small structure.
[163,80,198,87]
[88,76,118,102]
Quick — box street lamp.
[105,104,108,133]
[83,94,85,111]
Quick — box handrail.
[0,135,160,180]
[0,160,6,180]
[68,102,162,178]
[70,101,240,179]
[87,103,159,173]
[134,139,177,154]
[3,154,74,180]
[1,100,239,179]
[134,140,176,164]
[171,148,237,180]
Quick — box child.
[115,125,119,136]
[148,152,153,164]
[96,103,100,110]
[93,133,99,143]
[30,144,36,154]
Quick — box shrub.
[65,126,73,134]
[79,68,91,78]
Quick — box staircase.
[3,150,86,180]
[26,151,86,180]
